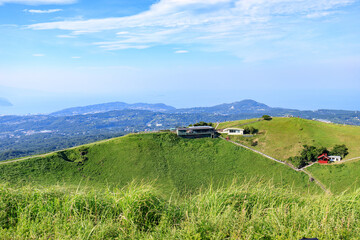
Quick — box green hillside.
[0,183,359,239]
[307,161,360,194]
[216,118,262,129]
[218,117,360,161]
[0,132,318,195]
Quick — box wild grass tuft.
[0,181,359,239]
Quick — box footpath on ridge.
[220,136,331,194]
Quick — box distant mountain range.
[51,102,176,116]
[51,99,291,116]
[48,99,360,125]
[51,99,357,119]
[175,99,272,114]
[1,99,360,162]
[0,97,12,107]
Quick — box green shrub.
[262,115,272,121]
[330,144,349,158]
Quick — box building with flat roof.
[329,156,342,162]
[176,126,216,138]
[222,128,244,135]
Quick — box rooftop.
[178,126,214,130]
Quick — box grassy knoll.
[308,162,360,194]
[0,133,318,195]
[216,118,262,129]
[220,117,360,161]
[0,182,359,239]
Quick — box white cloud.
[116,31,129,35]
[305,11,334,18]
[27,0,356,59]
[175,50,188,54]
[28,0,354,31]
[57,34,76,38]
[24,8,62,13]
[95,43,150,51]
[0,0,75,5]
[71,56,81,59]
[32,53,45,57]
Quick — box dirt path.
[334,156,360,164]
[221,136,298,169]
[221,136,331,194]
[301,169,330,194]
[301,162,317,169]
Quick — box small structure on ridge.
[318,153,330,164]
[318,153,342,164]
[328,155,342,162]
[176,126,216,138]
[222,128,244,135]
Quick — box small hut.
[318,153,330,164]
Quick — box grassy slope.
[216,118,262,129]
[0,183,359,239]
[0,133,318,195]
[218,117,360,194]
[308,162,360,194]
[218,117,360,161]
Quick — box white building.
[222,128,244,135]
[329,156,342,162]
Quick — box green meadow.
[0,182,359,239]
[308,161,360,194]
[1,128,360,238]
[0,133,318,195]
[219,117,360,161]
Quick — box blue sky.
[0,0,359,114]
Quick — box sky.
[0,0,359,114]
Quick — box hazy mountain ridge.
[51,102,176,116]
[176,99,273,114]
[1,99,360,162]
[51,99,358,118]
[51,99,276,116]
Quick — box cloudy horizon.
[0,0,359,114]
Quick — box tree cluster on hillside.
[331,144,349,158]
[244,126,258,134]
[288,144,349,168]
[189,121,213,127]
[288,145,329,168]
[262,115,272,121]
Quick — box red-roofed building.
[318,153,330,164]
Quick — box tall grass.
[0,181,359,239]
